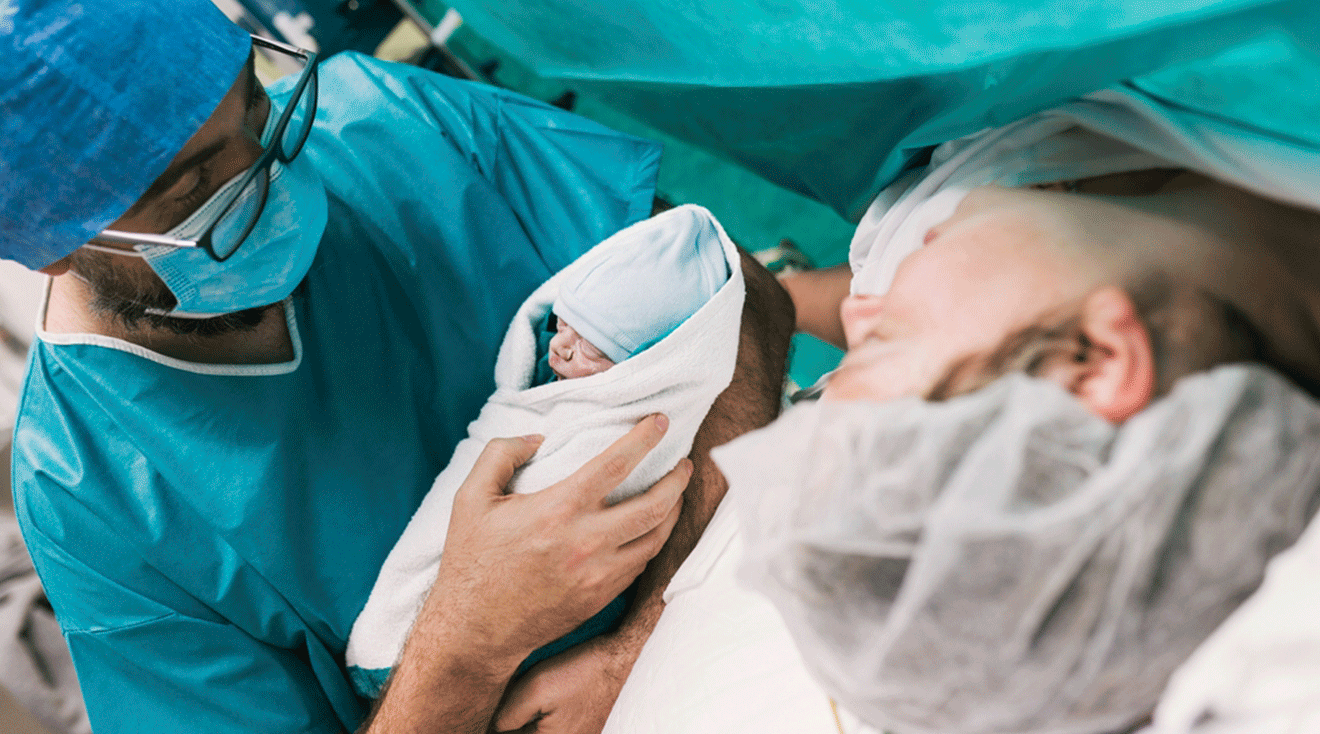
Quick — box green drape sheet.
[445,0,1320,219]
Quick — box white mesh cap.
[715,365,1320,734]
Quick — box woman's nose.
[841,294,884,318]
[839,294,886,345]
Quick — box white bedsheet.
[1140,512,1320,734]
[604,497,879,734]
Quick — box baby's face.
[549,319,616,379]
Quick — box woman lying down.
[607,88,1320,734]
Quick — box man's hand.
[360,415,691,734]
[493,635,628,734]
[431,415,693,662]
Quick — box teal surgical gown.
[11,53,659,734]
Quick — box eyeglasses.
[93,35,319,262]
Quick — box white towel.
[346,205,746,683]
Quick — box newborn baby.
[542,217,729,381]
[347,205,739,697]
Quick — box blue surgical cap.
[552,205,729,364]
[0,0,250,269]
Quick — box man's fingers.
[493,676,544,733]
[616,486,684,567]
[457,435,544,503]
[555,414,670,504]
[598,457,690,547]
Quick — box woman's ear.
[1038,287,1156,422]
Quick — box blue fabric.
[449,0,1320,220]
[533,312,558,386]
[0,0,251,269]
[12,52,659,734]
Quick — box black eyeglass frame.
[93,35,320,262]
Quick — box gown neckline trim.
[34,278,304,377]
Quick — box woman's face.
[823,187,1104,401]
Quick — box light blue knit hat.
[0,0,250,268]
[553,205,730,364]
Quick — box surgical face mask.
[135,102,328,318]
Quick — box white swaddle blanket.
[345,204,745,687]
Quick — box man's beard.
[68,249,270,337]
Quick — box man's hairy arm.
[494,249,797,733]
[356,417,692,734]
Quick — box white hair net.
[713,365,1320,734]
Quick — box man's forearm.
[360,649,511,734]
[596,247,797,675]
[358,576,524,734]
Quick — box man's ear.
[39,255,73,276]
[1039,287,1156,422]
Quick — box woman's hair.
[925,271,1311,403]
